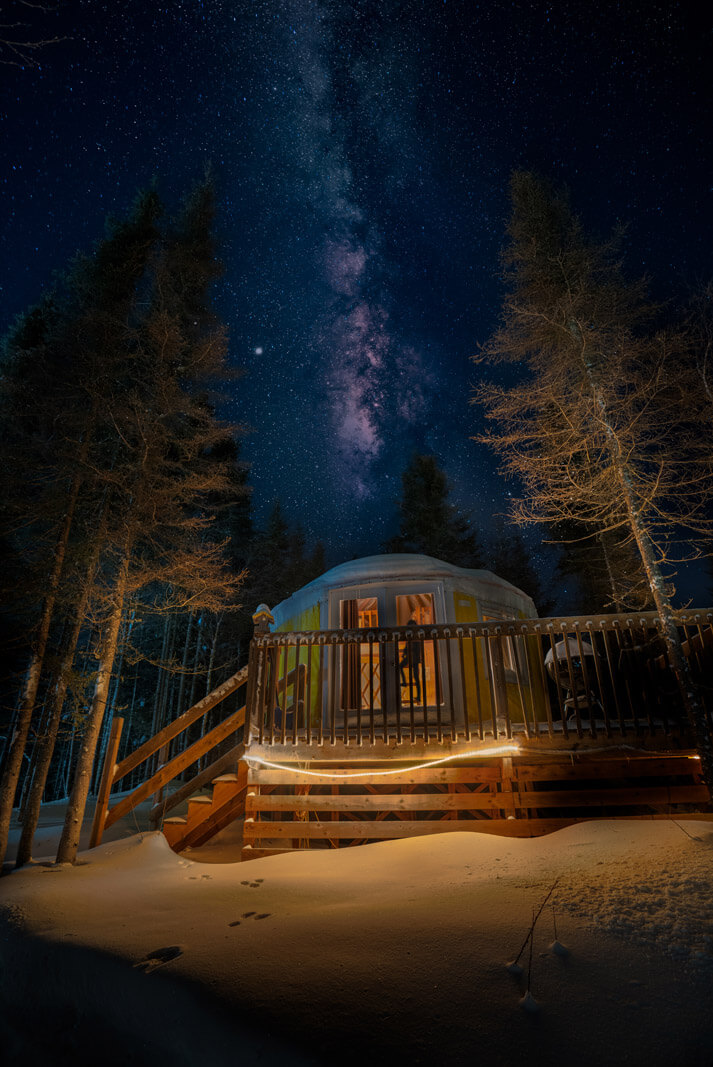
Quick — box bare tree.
[474,171,713,786]
[1,1,68,68]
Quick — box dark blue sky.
[2,0,711,603]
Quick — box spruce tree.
[0,190,161,869]
[385,453,484,568]
[55,179,244,865]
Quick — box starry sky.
[2,0,712,599]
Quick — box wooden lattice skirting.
[241,752,711,860]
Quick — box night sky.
[2,0,712,600]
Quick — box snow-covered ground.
[1,815,712,1066]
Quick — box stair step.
[162,817,187,848]
[186,795,213,830]
[212,778,241,807]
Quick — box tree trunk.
[91,609,133,794]
[0,464,85,871]
[617,468,713,790]
[15,621,83,868]
[55,551,131,865]
[598,533,623,613]
[205,613,222,697]
[175,609,194,717]
[15,494,112,867]
[187,613,203,711]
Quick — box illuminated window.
[395,594,439,707]
[339,598,381,710]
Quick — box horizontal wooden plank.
[245,758,704,790]
[245,792,505,813]
[243,812,713,847]
[246,766,504,787]
[244,732,697,763]
[254,609,713,643]
[243,784,708,817]
[513,785,710,809]
[242,819,578,841]
[244,820,500,840]
[513,757,703,783]
[241,846,299,860]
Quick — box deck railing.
[246,610,713,749]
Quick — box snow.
[1,815,713,1065]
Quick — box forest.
[1,171,712,871]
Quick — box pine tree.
[0,191,161,869]
[384,453,484,568]
[475,170,713,786]
[55,179,245,865]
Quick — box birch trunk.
[55,550,131,865]
[91,609,133,793]
[175,610,194,717]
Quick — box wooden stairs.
[163,763,249,852]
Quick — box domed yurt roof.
[270,553,536,631]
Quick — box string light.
[242,745,700,780]
[243,743,521,780]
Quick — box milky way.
[2,0,712,598]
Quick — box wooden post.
[500,755,519,819]
[89,716,124,849]
[150,744,170,829]
[246,604,274,745]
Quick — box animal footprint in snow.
[519,991,540,1013]
[242,911,256,918]
[255,913,270,920]
[228,920,241,927]
[134,946,183,974]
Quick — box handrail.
[253,609,713,645]
[102,703,247,832]
[112,665,249,784]
[89,665,249,848]
[148,742,244,824]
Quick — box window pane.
[395,594,438,706]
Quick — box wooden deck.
[89,609,713,857]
